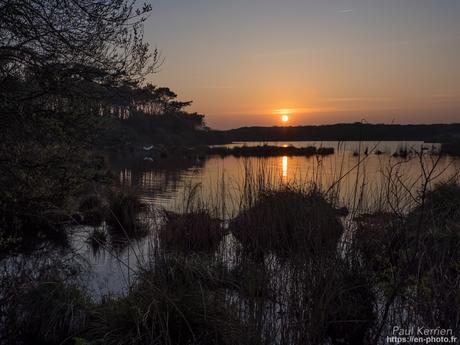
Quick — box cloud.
[338,9,353,13]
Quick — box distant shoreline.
[215,123,460,143]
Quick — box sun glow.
[275,108,292,124]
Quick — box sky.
[145,0,460,129]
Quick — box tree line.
[0,0,207,242]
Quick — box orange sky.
[146,0,460,129]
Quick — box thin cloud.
[338,9,353,13]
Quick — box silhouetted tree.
[0,0,157,239]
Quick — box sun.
[281,115,289,123]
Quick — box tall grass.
[106,189,149,239]
[2,149,460,345]
[159,209,224,253]
[230,186,343,256]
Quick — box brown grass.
[231,186,343,255]
[158,209,224,253]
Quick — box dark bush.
[230,187,343,255]
[159,210,224,253]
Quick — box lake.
[113,141,457,213]
[3,140,459,345]
[67,141,460,295]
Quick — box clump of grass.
[87,254,252,345]
[406,182,460,326]
[225,258,271,299]
[414,223,460,328]
[106,190,148,239]
[78,194,105,226]
[3,254,252,345]
[409,181,460,228]
[324,267,376,345]
[350,182,460,333]
[5,281,92,344]
[352,212,404,275]
[159,209,224,253]
[230,186,343,255]
[86,227,108,250]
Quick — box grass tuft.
[231,186,343,255]
[106,190,148,239]
[159,209,224,253]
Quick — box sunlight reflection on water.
[116,141,457,215]
[281,156,288,179]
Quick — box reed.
[2,151,460,345]
[106,189,148,239]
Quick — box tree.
[0,0,157,238]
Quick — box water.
[65,140,457,296]
[115,141,457,213]
[5,142,460,294]
[3,141,459,343]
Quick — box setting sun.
[281,115,289,123]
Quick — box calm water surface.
[73,140,459,295]
[6,141,460,297]
[116,141,457,213]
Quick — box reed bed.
[2,151,460,345]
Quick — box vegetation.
[1,0,460,344]
[106,190,148,239]
[159,210,224,253]
[207,145,334,157]
[224,123,460,142]
[87,227,108,251]
[0,0,220,249]
[2,254,251,345]
[231,187,343,255]
[2,172,460,344]
[79,195,106,226]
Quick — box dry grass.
[106,189,148,238]
[159,209,224,253]
[231,186,343,256]
[78,194,105,226]
[3,153,460,345]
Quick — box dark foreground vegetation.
[0,0,223,250]
[2,179,460,345]
[1,0,459,344]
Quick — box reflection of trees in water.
[111,155,206,202]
